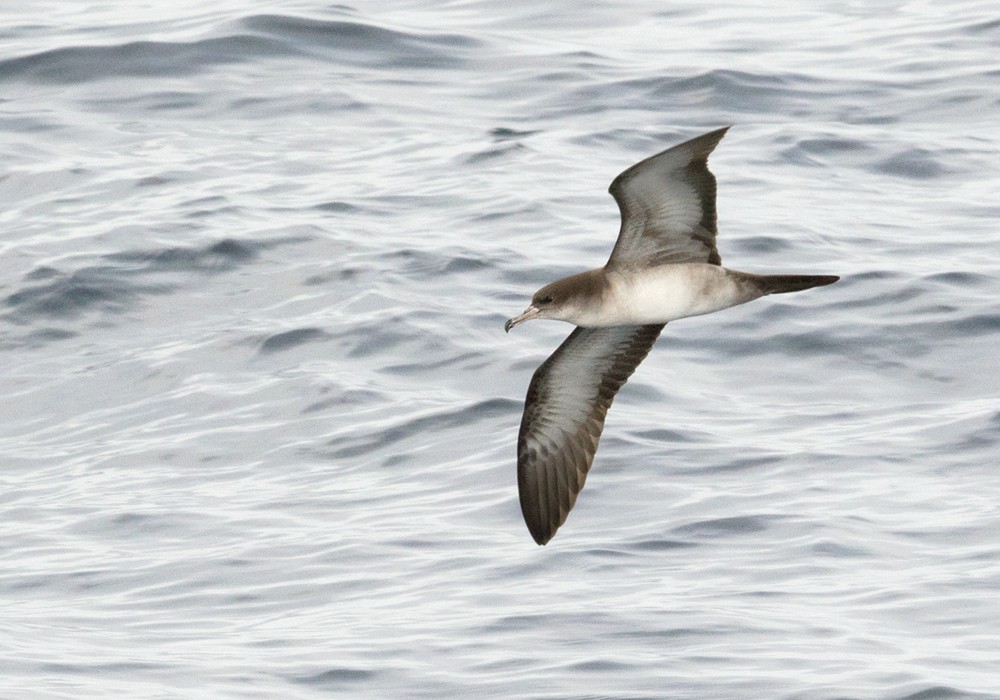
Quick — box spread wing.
[606,126,729,269]
[517,324,664,545]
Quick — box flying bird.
[505,126,838,545]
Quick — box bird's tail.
[751,274,840,295]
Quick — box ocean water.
[2,1,999,698]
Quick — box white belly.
[573,264,753,327]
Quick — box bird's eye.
[537,295,554,305]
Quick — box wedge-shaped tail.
[750,274,840,295]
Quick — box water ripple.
[0,36,297,84]
[239,14,482,68]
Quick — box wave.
[0,13,482,85]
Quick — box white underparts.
[568,264,761,327]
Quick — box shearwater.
[505,126,839,545]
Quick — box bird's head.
[505,271,600,332]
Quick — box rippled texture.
[2,1,999,698]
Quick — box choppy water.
[3,1,1000,698]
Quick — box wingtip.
[525,518,554,545]
[532,531,552,546]
[607,125,733,197]
[521,501,555,544]
[702,125,732,149]
[669,125,732,162]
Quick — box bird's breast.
[575,264,752,326]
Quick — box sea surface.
[2,1,999,698]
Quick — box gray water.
[3,1,1000,698]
